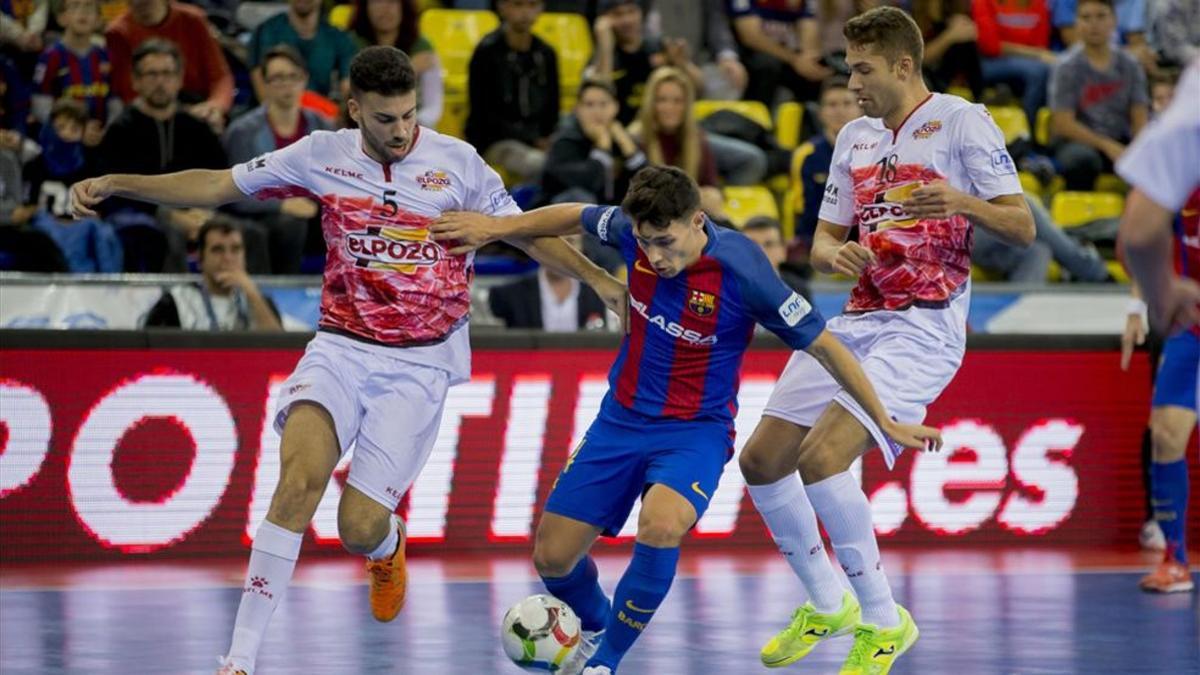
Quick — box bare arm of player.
[71,169,244,219]
[511,236,630,333]
[430,204,589,253]
[1120,189,1200,333]
[804,330,943,451]
[810,220,876,277]
[904,185,1035,247]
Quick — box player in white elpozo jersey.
[735,8,1035,674]
[1115,57,1200,594]
[71,47,625,675]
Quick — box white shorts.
[274,332,451,510]
[764,308,964,468]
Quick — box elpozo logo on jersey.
[859,181,922,231]
[912,120,942,140]
[345,226,441,272]
[416,169,452,191]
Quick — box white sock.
[226,520,303,670]
[365,515,399,561]
[748,475,844,612]
[806,471,899,627]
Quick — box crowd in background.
[0,0,1196,331]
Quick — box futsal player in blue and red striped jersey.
[431,166,941,674]
[32,0,118,126]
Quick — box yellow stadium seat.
[1094,173,1128,194]
[1018,171,1042,194]
[781,187,796,240]
[1106,260,1129,283]
[1035,107,1052,146]
[971,264,1004,282]
[774,101,804,150]
[722,186,779,228]
[986,105,1031,145]
[947,85,974,102]
[419,9,500,96]
[435,96,469,140]
[693,100,772,131]
[328,3,353,30]
[533,13,592,101]
[1050,191,1125,229]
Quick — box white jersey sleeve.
[817,125,856,227]
[464,150,523,217]
[1116,59,1200,212]
[231,133,314,196]
[955,105,1023,201]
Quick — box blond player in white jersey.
[735,8,1035,674]
[71,47,625,675]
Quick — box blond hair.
[630,67,701,182]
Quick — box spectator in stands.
[974,0,1057,126]
[1053,0,1158,75]
[0,55,30,135]
[465,0,558,185]
[25,99,101,218]
[106,0,233,131]
[790,76,859,248]
[972,193,1110,282]
[221,44,325,275]
[726,0,832,106]
[1149,68,1178,116]
[741,215,810,297]
[591,0,703,125]
[648,0,748,100]
[144,216,283,330]
[1,0,46,57]
[629,67,727,220]
[33,0,120,128]
[487,233,609,331]
[1049,0,1148,190]
[1151,0,1200,68]
[914,0,983,98]
[350,0,443,127]
[542,77,646,205]
[250,0,357,104]
[0,126,70,271]
[98,39,237,272]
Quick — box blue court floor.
[1,549,1197,674]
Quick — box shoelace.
[782,605,816,639]
[844,625,879,667]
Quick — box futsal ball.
[500,594,582,672]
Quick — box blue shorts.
[543,398,734,537]
[1152,330,1200,410]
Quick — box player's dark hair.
[1150,68,1181,90]
[263,44,308,75]
[133,38,182,73]
[622,166,701,230]
[349,46,417,98]
[1077,0,1114,11]
[819,75,850,98]
[844,6,924,68]
[197,216,242,260]
[53,0,98,15]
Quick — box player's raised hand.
[70,176,113,219]
[902,180,966,219]
[430,211,503,255]
[1119,309,1146,371]
[831,241,876,277]
[884,421,943,452]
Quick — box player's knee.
[636,515,689,548]
[795,439,840,484]
[739,444,789,484]
[1150,420,1189,463]
[532,542,577,578]
[268,472,327,527]
[337,515,388,555]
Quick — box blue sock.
[541,556,611,632]
[1151,459,1189,564]
[590,543,680,669]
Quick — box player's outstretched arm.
[1120,189,1200,333]
[430,204,589,255]
[903,185,1034,247]
[804,330,943,451]
[514,236,630,332]
[71,169,245,219]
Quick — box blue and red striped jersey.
[583,205,825,424]
[33,41,114,123]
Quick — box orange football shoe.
[1139,548,1195,594]
[366,519,408,621]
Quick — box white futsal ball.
[500,594,582,672]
